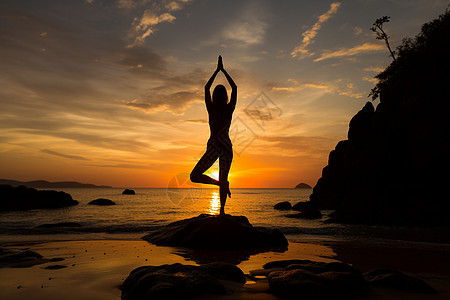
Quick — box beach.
[1,237,449,299]
[1,188,450,299]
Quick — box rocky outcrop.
[121,263,245,300]
[88,198,115,206]
[309,11,450,225]
[142,214,288,250]
[0,184,78,211]
[295,183,312,189]
[274,201,292,210]
[122,189,135,195]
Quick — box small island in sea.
[0,179,112,188]
[295,182,312,189]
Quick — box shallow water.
[1,188,449,245]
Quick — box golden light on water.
[209,191,220,215]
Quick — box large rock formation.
[143,214,288,250]
[121,263,245,300]
[0,184,78,211]
[310,11,450,225]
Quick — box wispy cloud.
[41,149,90,161]
[291,2,341,58]
[313,42,384,62]
[127,0,192,47]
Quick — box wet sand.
[0,239,449,299]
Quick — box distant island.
[0,179,112,188]
[295,183,312,189]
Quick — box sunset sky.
[0,0,447,188]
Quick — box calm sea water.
[1,188,449,245]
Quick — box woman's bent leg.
[190,146,220,186]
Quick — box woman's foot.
[222,180,231,198]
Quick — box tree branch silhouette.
[370,16,397,62]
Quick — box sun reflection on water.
[209,191,220,215]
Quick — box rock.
[122,189,135,195]
[292,201,312,211]
[0,248,48,268]
[143,214,288,250]
[121,263,244,300]
[49,258,64,262]
[197,262,246,284]
[274,201,292,210]
[268,269,332,299]
[268,269,368,299]
[265,260,369,299]
[0,184,78,211]
[88,198,116,206]
[295,183,312,189]
[285,207,322,219]
[35,222,82,228]
[309,11,450,225]
[44,264,67,270]
[263,260,360,274]
[364,269,436,293]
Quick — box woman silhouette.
[190,56,236,215]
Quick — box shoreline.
[1,237,449,299]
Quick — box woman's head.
[212,85,228,106]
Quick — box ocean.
[1,188,449,245]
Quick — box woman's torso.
[208,106,233,144]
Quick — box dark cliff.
[310,10,450,225]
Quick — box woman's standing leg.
[219,148,233,214]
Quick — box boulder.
[364,269,436,293]
[122,189,135,195]
[143,214,288,250]
[274,201,292,210]
[121,263,245,300]
[88,198,116,206]
[0,184,78,211]
[292,201,312,211]
[285,207,322,219]
[295,183,312,189]
[44,264,67,270]
[267,263,369,299]
[269,270,369,298]
[0,248,48,268]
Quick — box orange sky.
[0,0,447,188]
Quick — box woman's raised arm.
[222,67,237,111]
[205,68,219,112]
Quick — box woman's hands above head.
[217,55,224,71]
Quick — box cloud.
[124,90,202,114]
[41,149,90,161]
[313,42,384,62]
[291,2,341,58]
[353,26,363,35]
[363,66,384,73]
[117,0,136,9]
[182,119,207,124]
[129,10,175,47]
[223,16,267,46]
[271,82,329,92]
